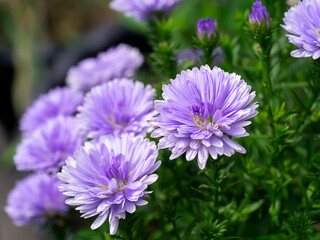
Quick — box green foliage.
[7,0,320,239]
[134,1,317,239]
[149,19,178,80]
[196,219,228,240]
[93,2,320,237]
[290,212,315,240]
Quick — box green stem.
[172,219,180,240]
[259,143,279,179]
[203,47,213,66]
[261,45,273,98]
[148,19,177,79]
[295,60,320,136]
[260,40,276,141]
[213,160,220,203]
[206,157,223,203]
[297,92,320,135]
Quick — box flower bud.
[197,17,218,40]
[248,1,270,27]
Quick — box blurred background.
[0,0,288,239]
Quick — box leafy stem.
[258,32,273,101]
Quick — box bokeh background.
[0,0,289,239]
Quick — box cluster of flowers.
[248,0,320,60]
[7,0,315,236]
[5,43,160,235]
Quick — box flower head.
[58,134,161,235]
[282,0,320,59]
[177,47,223,67]
[77,79,156,139]
[67,44,144,91]
[109,0,182,21]
[248,1,269,26]
[20,87,84,136]
[151,66,258,169]
[197,17,218,39]
[5,173,67,226]
[15,116,83,173]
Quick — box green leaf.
[240,199,264,216]
[182,218,198,240]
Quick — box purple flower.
[20,87,84,136]
[197,17,218,39]
[249,1,269,26]
[67,44,144,91]
[151,66,258,169]
[77,79,156,139]
[177,48,200,65]
[177,47,224,67]
[15,116,83,173]
[109,0,182,21]
[282,0,320,59]
[5,173,67,226]
[58,134,161,235]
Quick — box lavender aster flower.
[177,48,199,65]
[151,66,258,169]
[77,79,156,139]
[67,44,144,91]
[177,47,224,67]
[15,116,83,173]
[5,173,67,226]
[109,0,182,21]
[197,17,218,39]
[249,1,269,26]
[58,134,161,235]
[282,0,320,59]
[20,87,84,135]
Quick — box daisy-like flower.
[15,116,83,173]
[58,134,161,235]
[282,0,320,59]
[20,87,84,135]
[109,0,182,21]
[77,79,156,139]
[5,173,67,226]
[66,44,144,91]
[151,66,258,169]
